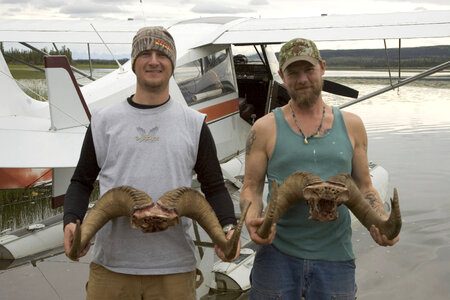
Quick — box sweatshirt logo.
[136,126,159,142]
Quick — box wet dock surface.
[0,249,250,300]
[0,251,90,300]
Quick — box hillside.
[268,45,449,69]
[320,46,449,69]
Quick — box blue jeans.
[249,244,357,300]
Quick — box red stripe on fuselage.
[198,98,239,123]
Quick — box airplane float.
[0,10,449,297]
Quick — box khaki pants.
[86,262,196,300]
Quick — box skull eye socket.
[303,187,320,200]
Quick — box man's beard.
[288,79,323,109]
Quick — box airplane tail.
[44,55,91,130]
[44,55,92,208]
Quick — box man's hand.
[247,217,276,245]
[370,224,399,246]
[63,222,91,261]
[215,229,241,262]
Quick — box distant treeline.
[2,43,449,69]
[74,58,129,66]
[319,46,450,69]
[1,43,74,65]
[270,45,449,69]
[1,42,129,67]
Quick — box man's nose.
[147,53,159,65]
[296,71,308,84]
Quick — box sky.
[1,0,449,59]
[1,0,450,20]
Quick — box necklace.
[288,101,326,144]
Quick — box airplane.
[0,9,449,296]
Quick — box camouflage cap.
[131,26,176,73]
[278,38,322,72]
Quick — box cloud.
[1,0,449,21]
[0,0,135,19]
[60,4,122,16]
[373,0,450,5]
[0,0,64,5]
[191,3,255,14]
[34,0,69,9]
[250,0,269,5]
[0,0,29,3]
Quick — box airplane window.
[174,49,236,105]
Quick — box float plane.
[0,10,449,295]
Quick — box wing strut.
[20,42,96,82]
[383,39,394,88]
[383,38,404,94]
[90,23,124,71]
[398,39,401,90]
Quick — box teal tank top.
[267,106,354,261]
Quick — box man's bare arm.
[364,191,388,218]
[240,117,276,245]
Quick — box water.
[326,76,450,299]
[2,72,450,299]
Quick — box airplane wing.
[0,19,172,44]
[1,10,448,46]
[206,10,450,46]
[0,119,86,168]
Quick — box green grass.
[72,63,120,69]
[10,68,46,80]
[7,63,117,80]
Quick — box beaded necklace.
[288,101,326,144]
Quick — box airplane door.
[174,47,248,162]
[233,44,287,124]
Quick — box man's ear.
[320,60,326,75]
[278,70,285,82]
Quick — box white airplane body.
[0,10,449,293]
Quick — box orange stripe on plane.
[198,98,239,123]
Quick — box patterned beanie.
[131,26,176,73]
[278,38,322,72]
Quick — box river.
[1,72,449,299]
[334,77,450,300]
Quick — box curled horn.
[256,180,279,239]
[327,173,402,240]
[257,171,322,238]
[68,186,153,260]
[256,171,401,241]
[158,187,251,260]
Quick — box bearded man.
[241,38,399,299]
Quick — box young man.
[63,26,239,300]
[241,38,399,299]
